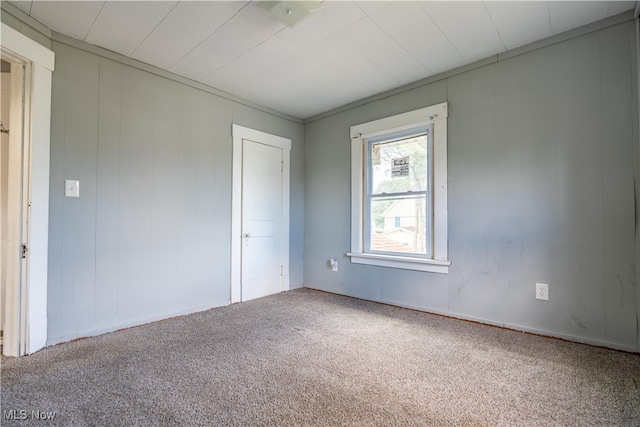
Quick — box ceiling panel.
[547,1,610,35]
[237,1,287,35]
[353,0,393,16]
[8,1,32,15]
[419,1,506,62]
[254,72,365,118]
[234,50,282,79]
[232,73,283,101]
[388,9,464,75]
[201,61,258,92]
[241,36,301,72]
[607,1,637,16]
[30,1,104,41]
[131,1,248,70]
[169,11,278,81]
[484,1,553,50]
[85,1,178,56]
[270,2,365,52]
[357,33,429,83]
[330,52,399,93]
[288,0,366,36]
[168,35,238,82]
[334,17,389,51]
[369,1,431,35]
[259,51,325,87]
[312,65,374,104]
[303,34,356,66]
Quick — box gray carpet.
[2,288,639,426]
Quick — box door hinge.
[281,266,283,276]
[21,244,27,259]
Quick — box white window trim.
[347,102,450,274]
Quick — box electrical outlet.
[330,259,338,272]
[536,283,549,301]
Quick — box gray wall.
[47,42,304,344]
[304,20,639,352]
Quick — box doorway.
[1,59,10,350]
[1,57,29,357]
[1,23,54,356]
[231,125,291,303]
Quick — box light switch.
[65,179,79,197]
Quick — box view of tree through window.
[367,131,430,256]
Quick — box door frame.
[1,23,54,356]
[231,124,290,303]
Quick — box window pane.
[370,133,428,195]
[369,195,428,255]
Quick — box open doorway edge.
[1,23,54,356]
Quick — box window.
[367,130,431,257]
[348,103,450,274]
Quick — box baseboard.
[303,286,639,354]
[47,301,230,348]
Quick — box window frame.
[347,102,450,274]
[364,127,432,258]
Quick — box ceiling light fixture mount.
[257,1,324,28]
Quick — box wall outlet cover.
[536,283,549,301]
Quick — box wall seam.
[598,30,607,343]
[60,45,69,340]
[93,53,101,333]
[634,15,640,350]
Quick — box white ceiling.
[8,1,637,119]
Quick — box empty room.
[1,0,639,425]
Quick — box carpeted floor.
[2,288,639,426]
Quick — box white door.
[241,140,283,301]
[231,124,290,304]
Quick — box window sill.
[347,252,450,274]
